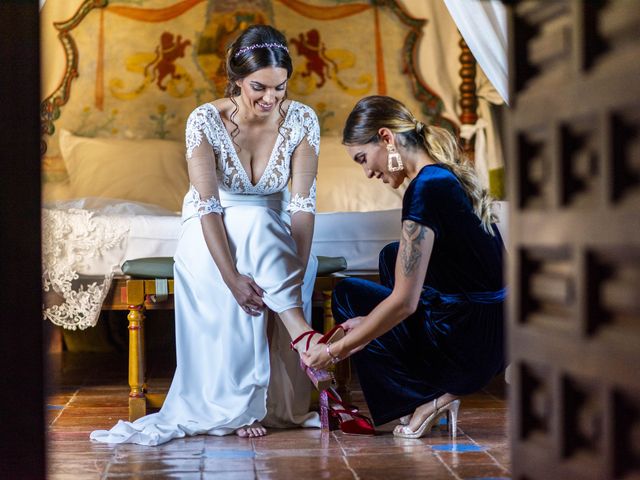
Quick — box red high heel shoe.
[289,326,346,391]
[321,387,375,436]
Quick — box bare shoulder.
[209,98,235,119]
[281,98,293,113]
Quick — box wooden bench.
[101,257,377,421]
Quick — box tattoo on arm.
[400,220,426,276]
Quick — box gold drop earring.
[386,144,404,172]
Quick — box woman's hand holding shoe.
[302,318,368,369]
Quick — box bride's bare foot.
[395,393,459,434]
[235,422,266,438]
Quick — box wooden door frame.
[0,1,46,478]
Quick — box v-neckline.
[209,101,295,189]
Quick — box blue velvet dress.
[332,164,506,426]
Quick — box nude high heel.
[399,415,411,425]
[393,398,460,439]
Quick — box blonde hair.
[342,95,496,235]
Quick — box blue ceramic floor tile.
[431,443,487,452]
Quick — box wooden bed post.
[126,281,147,421]
[459,35,478,163]
[323,289,351,403]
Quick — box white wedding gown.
[90,101,321,445]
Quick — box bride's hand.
[230,274,265,316]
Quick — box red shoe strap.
[289,330,319,351]
[319,325,345,344]
[326,389,359,413]
[329,408,372,424]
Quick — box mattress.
[42,198,507,330]
[47,199,508,277]
[60,201,507,277]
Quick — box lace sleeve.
[287,179,316,215]
[287,108,319,216]
[185,106,223,217]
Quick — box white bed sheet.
[74,202,507,276]
[43,198,507,330]
[47,199,508,277]
[119,208,403,275]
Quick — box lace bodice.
[184,101,319,217]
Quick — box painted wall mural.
[41,0,456,183]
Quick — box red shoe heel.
[319,390,330,432]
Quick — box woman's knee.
[332,277,391,323]
[380,242,399,262]
[332,278,359,308]
[333,278,370,300]
[332,278,371,323]
[379,242,399,285]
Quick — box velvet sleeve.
[402,166,468,240]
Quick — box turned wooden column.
[322,289,351,402]
[128,305,146,421]
[459,35,478,163]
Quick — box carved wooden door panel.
[506,2,640,479]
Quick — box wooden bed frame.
[42,0,481,422]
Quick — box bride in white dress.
[90,25,327,445]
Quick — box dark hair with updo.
[343,95,496,235]
[224,25,293,142]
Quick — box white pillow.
[317,135,405,212]
[59,130,189,212]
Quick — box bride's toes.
[235,428,248,438]
[240,422,266,438]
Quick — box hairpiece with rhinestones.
[234,42,289,58]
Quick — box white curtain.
[401,0,507,196]
[442,0,509,105]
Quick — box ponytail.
[343,95,496,235]
[418,125,496,235]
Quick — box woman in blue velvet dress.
[302,96,506,438]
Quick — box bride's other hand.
[230,274,265,316]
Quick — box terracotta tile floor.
[47,352,511,479]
